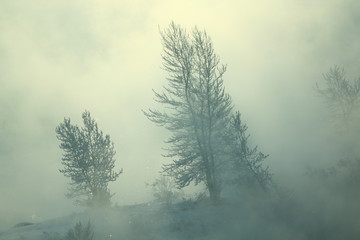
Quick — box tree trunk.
[208,181,221,204]
[205,164,221,204]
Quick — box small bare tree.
[226,112,272,192]
[314,66,360,184]
[56,111,122,207]
[315,65,360,121]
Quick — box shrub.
[65,221,94,240]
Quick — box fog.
[1,0,359,232]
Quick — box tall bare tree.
[144,22,232,203]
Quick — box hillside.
[0,198,296,240]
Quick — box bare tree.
[314,66,360,183]
[315,65,360,121]
[144,22,232,203]
[56,111,122,207]
[226,112,272,192]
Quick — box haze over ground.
[1,0,359,229]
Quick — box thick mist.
[1,0,359,232]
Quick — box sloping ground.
[0,199,302,240]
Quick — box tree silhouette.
[315,65,360,121]
[144,22,232,203]
[56,111,122,207]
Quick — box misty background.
[0,0,359,229]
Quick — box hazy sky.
[1,0,359,229]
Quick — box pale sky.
[1,0,359,229]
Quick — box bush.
[149,175,183,207]
[65,221,94,240]
[41,231,63,240]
